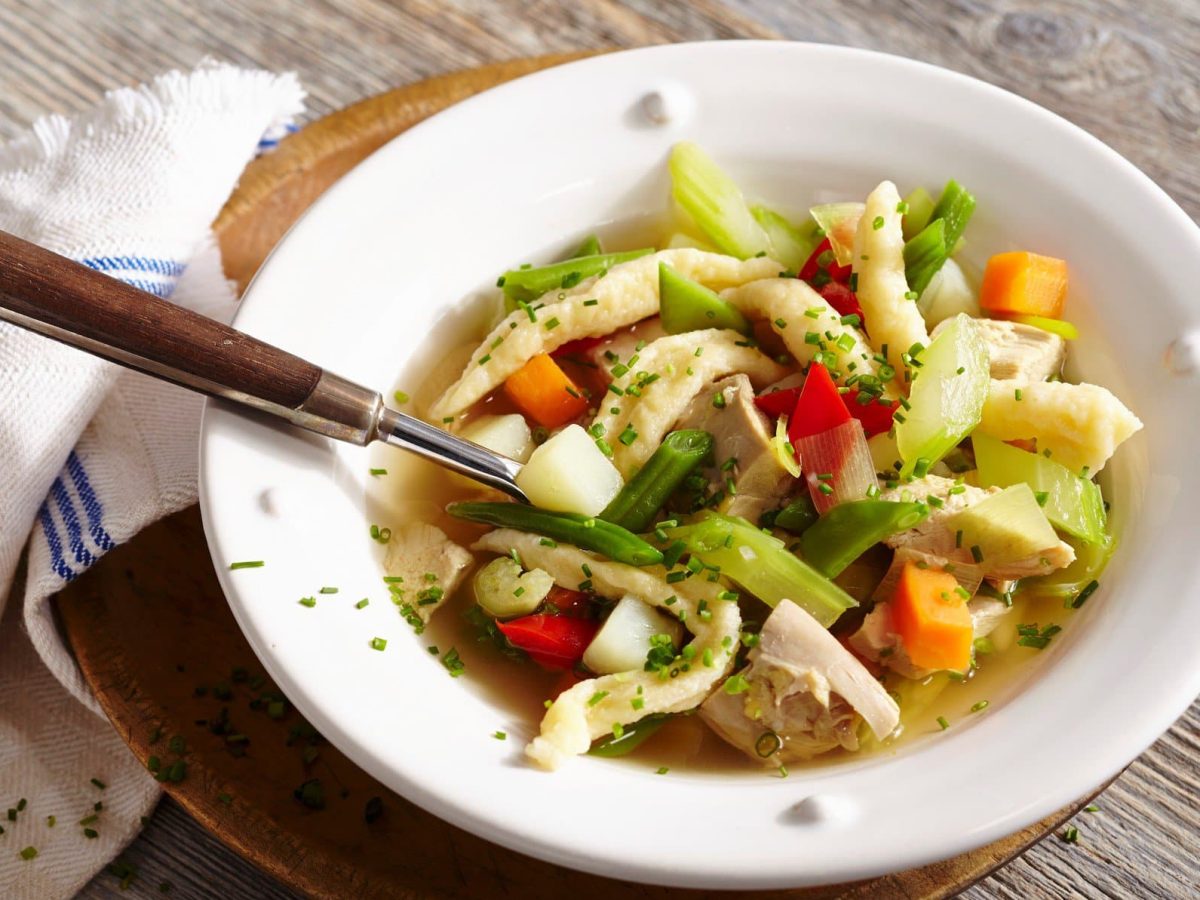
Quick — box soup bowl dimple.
[200,42,1199,888]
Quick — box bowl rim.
[200,40,1200,889]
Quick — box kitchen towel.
[0,63,304,898]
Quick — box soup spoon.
[0,230,530,502]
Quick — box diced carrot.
[503,353,589,428]
[890,561,973,672]
[980,251,1068,319]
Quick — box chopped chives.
[936,716,950,730]
[369,467,388,476]
[492,731,507,741]
[369,637,387,651]
[318,587,338,595]
[970,544,984,563]
[1072,580,1100,608]
[393,390,410,405]
[228,560,264,570]
[583,298,599,306]
[299,597,316,607]
[90,778,106,790]
[656,766,669,775]
[970,700,989,712]
[355,598,369,609]
[19,846,37,861]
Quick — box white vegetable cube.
[459,413,533,463]
[515,424,623,516]
[918,258,979,327]
[583,595,684,675]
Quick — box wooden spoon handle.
[0,229,326,409]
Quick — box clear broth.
[365,224,1092,776]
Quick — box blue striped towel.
[0,62,304,898]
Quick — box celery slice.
[948,484,1059,567]
[895,314,989,477]
[799,500,930,578]
[751,205,819,271]
[1025,534,1115,600]
[663,512,856,627]
[658,262,752,336]
[901,187,935,240]
[903,218,947,297]
[809,202,864,266]
[668,143,771,258]
[972,434,1107,544]
[501,249,653,304]
[1006,314,1079,340]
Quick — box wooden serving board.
[55,55,1105,900]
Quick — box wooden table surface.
[1,0,1196,897]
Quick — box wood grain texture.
[0,0,1189,897]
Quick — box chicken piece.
[932,317,1065,382]
[383,523,473,622]
[721,277,899,402]
[852,180,929,379]
[701,601,899,763]
[674,374,794,522]
[429,249,783,420]
[881,475,1075,579]
[588,330,789,478]
[586,316,666,370]
[472,529,739,771]
[978,379,1143,474]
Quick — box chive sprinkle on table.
[2,1,1196,898]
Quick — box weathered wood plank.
[0,1,1194,898]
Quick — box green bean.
[771,495,819,535]
[587,715,668,758]
[799,500,930,578]
[599,430,713,533]
[501,249,653,305]
[447,502,663,567]
[568,234,602,258]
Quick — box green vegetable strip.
[902,180,976,295]
[663,512,856,627]
[750,205,819,271]
[798,500,930,578]
[972,433,1107,544]
[901,186,935,240]
[771,496,818,535]
[658,262,753,336]
[568,234,602,258]
[501,249,653,304]
[928,179,976,251]
[448,502,663,567]
[600,430,714,532]
[587,715,668,757]
[669,142,771,258]
[902,218,947,297]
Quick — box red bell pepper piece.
[798,238,852,285]
[545,585,593,617]
[817,281,863,323]
[788,362,851,445]
[844,389,896,438]
[496,614,599,670]
[753,386,801,418]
